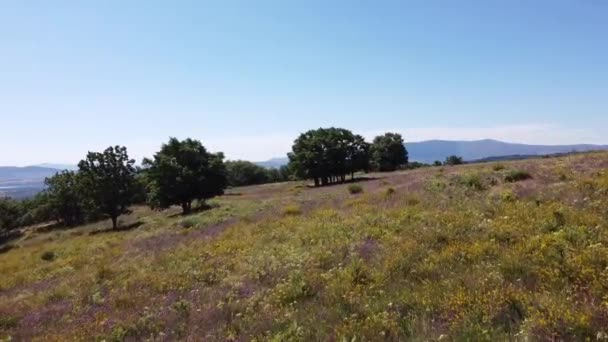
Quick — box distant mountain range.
[0,166,55,199]
[0,165,76,199]
[405,139,608,163]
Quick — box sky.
[1,0,607,166]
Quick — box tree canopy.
[444,155,464,166]
[143,138,227,214]
[44,170,84,226]
[288,127,370,186]
[226,160,271,187]
[78,146,136,229]
[370,132,408,172]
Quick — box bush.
[41,251,56,261]
[444,155,464,166]
[504,170,532,183]
[384,187,395,196]
[492,163,506,171]
[179,217,199,229]
[348,184,363,194]
[283,204,302,216]
[460,173,485,190]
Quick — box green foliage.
[370,132,408,171]
[459,173,485,190]
[225,160,289,187]
[143,138,227,214]
[433,160,443,166]
[288,127,370,186]
[492,163,506,171]
[504,170,532,182]
[0,198,23,232]
[348,184,363,194]
[444,155,464,166]
[44,171,85,226]
[78,146,136,229]
[0,315,19,329]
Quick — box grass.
[2,152,608,340]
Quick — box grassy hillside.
[2,152,608,341]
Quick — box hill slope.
[2,152,608,340]
[406,139,608,163]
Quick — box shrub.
[501,190,516,202]
[348,184,363,194]
[405,196,420,206]
[283,204,302,216]
[41,251,56,261]
[179,217,199,229]
[492,163,506,171]
[460,173,485,190]
[0,315,19,329]
[384,187,396,196]
[444,155,464,166]
[504,170,532,183]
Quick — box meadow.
[2,152,608,341]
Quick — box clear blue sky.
[1,0,607,165]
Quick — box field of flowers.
[2,152,608,341]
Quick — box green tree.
[44,171,84,226]
[370,133,408,172]
[78,146,136,229]
[349,134,371,179]
[225,160,270,186]
[444,155,464,166]
[278,165,294,181]
[143,138,227,214]
[433,160,443,167]
[288,127,370,186]
[0,198,23,232]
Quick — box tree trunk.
[111,215,118,230]
[182,201,192,215]
[351,172,354,180]
[314,177,319,187]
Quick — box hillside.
[2,152,608,340]
[406,139,608,163]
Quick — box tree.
[278,165,294,181]
[0,198,22,233]
[348,134,371,180]
[78,146,136,229]
[370,133,408,172]
[44,171,84,226]
[288,127,370,186]
[143,138,227,214]
[444,155,464,166]
[433,160,443,167]
[225,160,270,186]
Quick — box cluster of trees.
[287,128,408,186]
[0,137,296,233]
[433,155,464,166]
[1,128,427,232]
[225,160,291,187]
